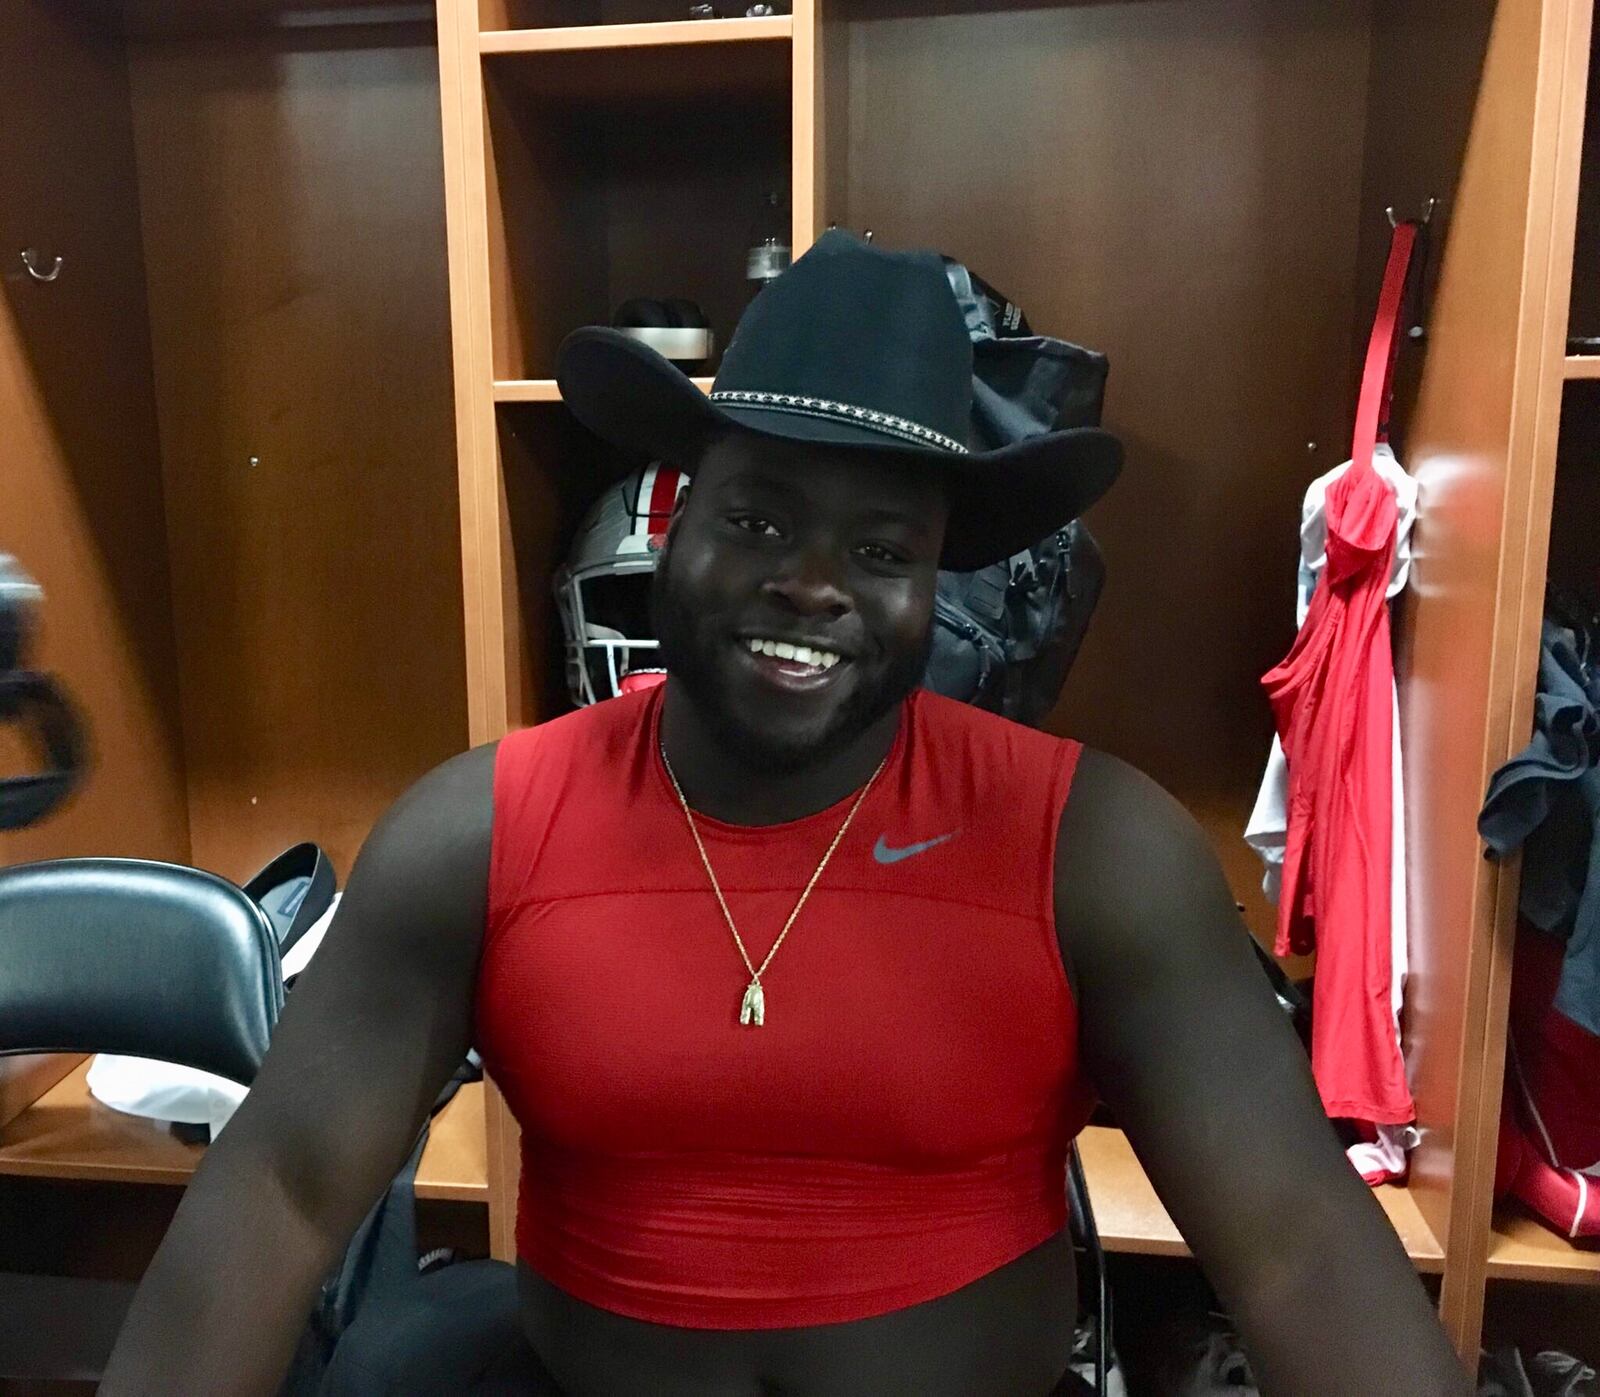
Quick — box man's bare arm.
[100,742,498,1396]
[1056,748,1466,1395]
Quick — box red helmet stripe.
[647,465,683,532]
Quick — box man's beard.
[650,551,931,774]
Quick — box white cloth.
[1243,445,1421,1172]
[87,893,341,1138]
[1347,1123,1416,1185]
[281,891,340,980]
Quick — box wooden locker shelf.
[481,16,791,53]
[1077,1127,1444,1272]
[0,1061,488,1204]
[1487,1208,1600,1285]
[495,379,569,402]
[1564,354,1600,377]
[493,376,712,401]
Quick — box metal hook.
[1385,197,1439,229]
[20,249,63,283]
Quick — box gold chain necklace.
[660,743,889,1026]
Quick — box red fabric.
[1496,924,1600,1242]
[617,670,666,695]
[1498,1101,1600,1244]
[1353,223,1418,465]
[1259,225,1418,1126]
[644,464,683,550]
[476,686,1094,1329]
[1507,927,1600,1170]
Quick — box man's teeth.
[746,638,841,670]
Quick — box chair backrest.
[0,857,282,1086]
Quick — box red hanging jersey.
[1263,461,1413,1124]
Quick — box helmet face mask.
[555,563,664,705]
[554,463,687,705]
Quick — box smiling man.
[103,232,1467,1396]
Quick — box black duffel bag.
[921,261,1110,725]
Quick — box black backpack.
[926,524,1106,729]
[0,554,86,830]
[920,262,1110,725]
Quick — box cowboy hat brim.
[556,326,1122,572]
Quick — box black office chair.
[0,856,282,1382]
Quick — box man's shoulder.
[1052,747,1221,919]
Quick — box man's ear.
[666,479,692,538]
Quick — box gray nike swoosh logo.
[873,832,958,865]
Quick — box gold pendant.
[739,980,766,1027]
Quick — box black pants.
[318,1259,1097,1397]
[319,1260,559,1395]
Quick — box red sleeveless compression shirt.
[476,685,1093,1329]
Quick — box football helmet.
[554,462,689,705]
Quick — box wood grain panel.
[0,1056,83,1132]
[1368,0,1578,1354]
[127,23,469,883]
[834,0,1371,940]
[439,0,525,1253]
[439,0,499,746]
[1487,1206,1600,1283]
[791,0,820,249]
[0,0,189,867]
[483,1066,521,1260]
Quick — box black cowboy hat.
[555,229,1122,571]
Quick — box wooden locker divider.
[438,0,522,1262]
[1345,0,1591,1352]
[1481,0,1600,1314]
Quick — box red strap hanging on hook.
[1351,221,1419,474]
